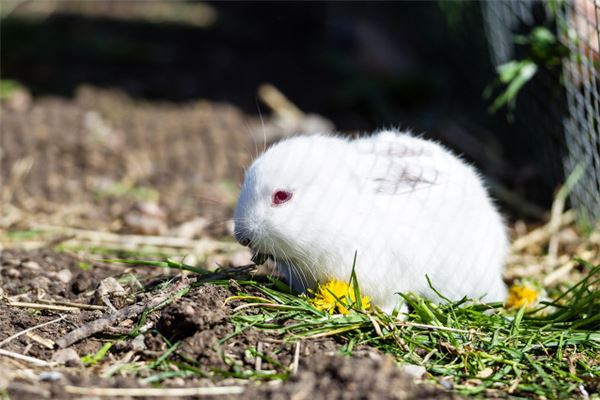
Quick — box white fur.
[234,130,508,313]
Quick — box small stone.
[4,258,20,267]
[55,269,73,284]
[131,334,147,351]
[21,261,41,270]
[38,371,65,382]
[5,268,20,278]
[96,277,126,298]
[51,348,82,367]
[439,377,454,390]
[399,364,427,379]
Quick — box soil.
[0,249,460,399]
[1,86,255,236]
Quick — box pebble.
[5,268,21,278]
[131,334,147,351]
[439,377,454,390]
[399,364,427,379]
[38,371,65,382]
[2,258,20,267]
[51,348,82,367]
[55,269,73,283]
[21,260,41,270]
[95,277,126,298]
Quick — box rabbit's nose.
[235,232,251,246]
[233,222,252,246]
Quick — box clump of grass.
[113,258,599,398]
[229,262,599,397]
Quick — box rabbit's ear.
[353,135,441,195]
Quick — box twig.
[62,386,245,397]
[291,341,301,375]
[0,315,65,348]
[25,332,55,349]
[396,321,480,335]
[37,299,107,311]
[7,302,81,313]
[0,348,54,367]
[56,275,190,348]
[255,341,263,371]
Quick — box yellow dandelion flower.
[309,279,371,314]
[505,281,542,310]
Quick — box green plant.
[485,26,567,114]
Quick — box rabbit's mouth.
[251,252,272,265]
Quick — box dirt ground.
[0,248,461,399]
[1,85,254,236]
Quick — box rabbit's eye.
[272,190,293,206]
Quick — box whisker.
[279,242,312,293]
[255,97,267,155]
[240,117,259,164]
[295,251,317,291]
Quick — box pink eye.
[272,190,293,206]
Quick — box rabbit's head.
[233,135,358,266]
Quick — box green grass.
[92,182,159,202]
[108,258,600,398]
[81,342,114,366]
[5,229,46,241]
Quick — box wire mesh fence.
[482,0,600,228]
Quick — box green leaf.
[490,60,538,113]
[349,251,363,310]
[81,342,113,366]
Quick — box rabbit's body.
[234,130,508,312]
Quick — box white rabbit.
[233,130,508,313]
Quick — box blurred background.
[1,1,596,248]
